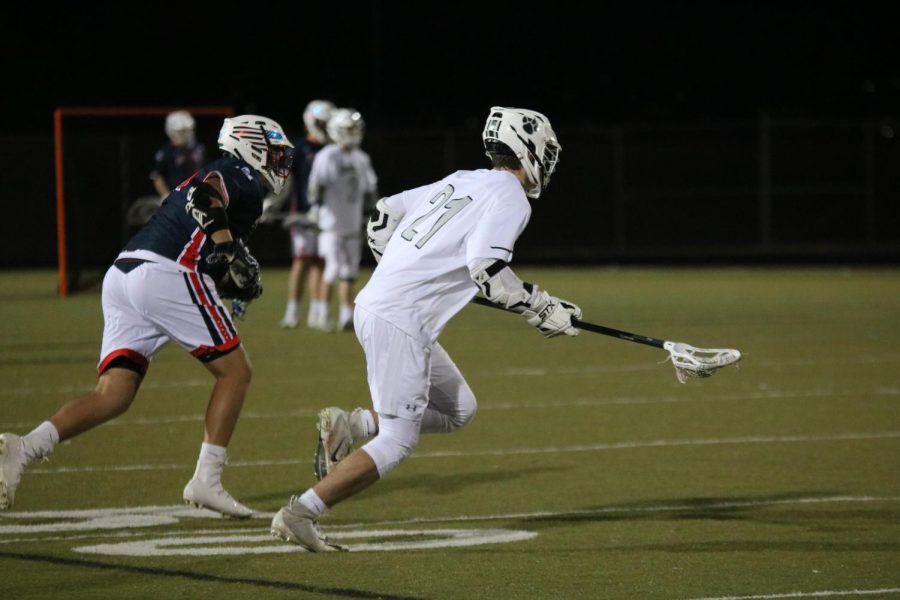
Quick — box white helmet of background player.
[327,108,365,149]
[482,106,561,199]
[165,110,195,147]
[303,99,336,143]
[218,115,295,195]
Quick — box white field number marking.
[0,505,535,554]
[74,528,537,556]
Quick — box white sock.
[283,300,298,320]
[193,443,227,480]
[22,421,59,462]
[310,300,326,322]
[299,488,328,516]
[339,304,353,325]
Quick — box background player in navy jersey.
[150,110,207,198]
[0,115,294,518]
[279,99,334,329]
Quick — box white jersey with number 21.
[355,169,531,346]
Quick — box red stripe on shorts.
[98,348,149,375]
[188,271,233,343]
[190,336,242,359]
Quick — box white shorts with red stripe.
[290,225,320,259]
[98,256,240,375]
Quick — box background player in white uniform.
[271,107,582,551]
[279,99,334,329]
[307,108,378,331]
[0,115,294,518]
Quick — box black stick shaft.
[470,296,665,349]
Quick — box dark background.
[2,1,899,273]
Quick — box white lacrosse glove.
[523,291,582,338]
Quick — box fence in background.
[2,115,898,277]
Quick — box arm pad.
[470,258,582,337]
[468,259,547,314]
[185,181,228,235]
[366,198,404,263]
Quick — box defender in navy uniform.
[279,99,334,329]
[150,110,207,197]
[0,115,294,518]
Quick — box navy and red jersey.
[124,156,266,273]
[289,136,325,213]
[150,142,207,190]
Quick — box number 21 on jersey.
[401,184,472,249]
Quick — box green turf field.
[1,267,898,599]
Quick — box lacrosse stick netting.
[662,342,742,383]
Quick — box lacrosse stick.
[231,299,251,320]
[471,296,741,383]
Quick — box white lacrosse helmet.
[165,110,195,146]
[482,106,561,199]
[327,108,365,148]
[218,115,295,195]
[303,99,336,142]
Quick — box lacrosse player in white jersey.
[271,107,582,551]
[307,108,378,331]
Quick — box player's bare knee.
[205,346,252,383]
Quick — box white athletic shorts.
[98,259,240,375]
[354,305,467,422]
[289,225,319,259]
[318,231,361,283]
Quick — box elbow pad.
[185,181,228,235]
[469,259,547,314]
[366,198,403,262]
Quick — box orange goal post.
[54,106,234,297]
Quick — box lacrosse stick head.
[662,342,742,383]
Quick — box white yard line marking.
[1,496,897,541]
[0,496,900,543]
[6,387,895,430]
[415,431,900,459]
[22,430,900,475]
[329,495,900,530]
[4,353,900,399]
[684,587,900,599]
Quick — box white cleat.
[183,477,253,519]
[0,433,26,510]
[279,315,299,329]
[307,318,334,332]
[271,496,346,552]
[314,407,353,480]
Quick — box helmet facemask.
[482,107,561,199]
[218,115,294,195]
